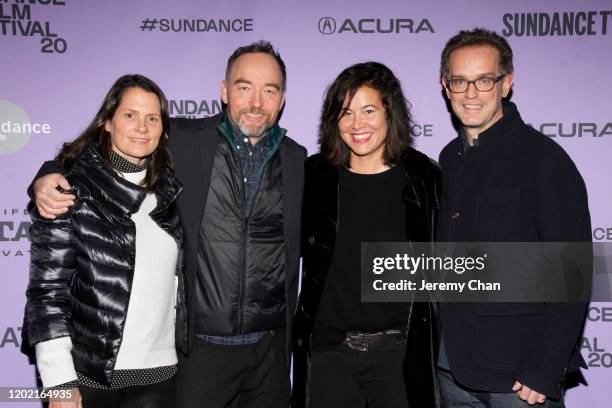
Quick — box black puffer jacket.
[23,144,185,385]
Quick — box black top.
[312,165,410,350]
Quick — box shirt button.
[308,235,315,245]
[451,211,461,220]
[243,137,249,143]
[249,152,252,156]
[236,145,240,149]
[244,178,247,182]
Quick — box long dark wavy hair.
[56,74,172,192]
[319,61,414,167]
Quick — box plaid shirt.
[199,124,271,346]
[233,127,270,216]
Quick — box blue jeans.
[438,369,565,408]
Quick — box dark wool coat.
[437,102,591,400]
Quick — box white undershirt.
[35,170,179,387]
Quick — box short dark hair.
[320,61,413,167]
[56,74,172,192]
[440,27,514,81]
[226,40,287,91]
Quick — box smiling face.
[443,45,513,141]
[221,52,285,143]
[338,86,389,168]
[104,87,163,165]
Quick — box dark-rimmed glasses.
[446,74,506,93]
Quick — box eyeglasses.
[446,74,506,93]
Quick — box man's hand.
[49,388,82,408]
[34,173,75,219]
[513,380,547,405]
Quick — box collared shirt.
[199,122,270,346]
[232,125,271,216]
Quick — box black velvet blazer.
[292,148,441,408]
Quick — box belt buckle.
[345,332,369,352]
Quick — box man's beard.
[233,108,275,138]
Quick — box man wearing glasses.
[436,28,591,407]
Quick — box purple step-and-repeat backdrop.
[1,0,610,406]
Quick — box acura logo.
[318,17,336,34]
[317,17,435,35]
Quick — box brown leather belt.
[343,329,405,352]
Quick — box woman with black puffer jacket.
[23,74,186,408]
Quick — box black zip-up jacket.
[292,149,441,408]
[168,113,306,354]
[23,144,185,385]
[193,119,288,335]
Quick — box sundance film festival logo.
[593,227,612,241]
[413,123,434,137]
[588,306,612,322]
[0,208,31,259]
[502,10,612,37]
[582,336,612,368]
[0,0,68,53]
[318,16,434,35]
[1,326,22,348]
[169,99,223,118]
[0,101,52,155]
